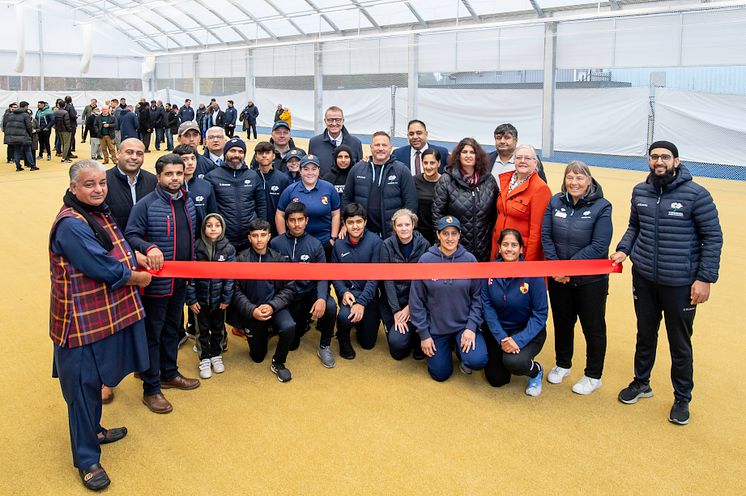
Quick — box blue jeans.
[155,127,164,149]
[165,132,174,150]
[427,330,488,382]
[14,145,35,169]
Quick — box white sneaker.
[199,358,212,379]
[572,375,602,395]
[210,356,225,374]
[547,366,571,384]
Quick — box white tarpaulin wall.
[655,89,746,166]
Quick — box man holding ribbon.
[611,140,722,425]
[50,160,152,490]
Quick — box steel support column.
[541,22,557,159]
[313,42,323,135]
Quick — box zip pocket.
[167,215,171,236]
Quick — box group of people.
[48,100,722,490]
[2,96,284,172]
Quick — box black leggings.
[484,327,546,387]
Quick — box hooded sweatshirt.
[408,244,483,340]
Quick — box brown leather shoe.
[161,373,200,390]
[142,393,173,414]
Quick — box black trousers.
[484,327,546,387]
[225,125,234,138]
[245,309,295,365]
[38,129,51,156]
[141,132,152,151]
[246,122,257,139]
[288,291,337,349]
[548,278,608,379]
[336,300,381,350]
[632,270,697,402]
[82,123,89,141]
[195,304,226,360]
[141,280,186,395]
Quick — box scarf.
[459,167,480,187]
[63,190,114,252]
[508,171,533,193]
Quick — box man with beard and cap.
[611,140,722,426]
[49,160,152,490]
[204,137,267,252]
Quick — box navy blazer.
[392,144,449,174]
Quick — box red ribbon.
[149,259,622,280]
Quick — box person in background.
[542,161,613,395]
[308,106,363,177]
[282,147,305,183]
[413,148,442,245]
[116,103,139,143]
[177,98,195,123]
[323,144,353,195]
[97,105,117,164]
[54,100,74,163]
[224,100,237,138]
[482,229,548,396]
[380,208,430,360]
[409,216,488,381]
[177,121,215,179]
[80,98,96,144]
[274,103,292,128]
[432,137,497,261]
[392,119,449,175]
[240,100,259,140]
[4,101,37,171]
[164,103,178,151]
[488,123,547,183]
[137,101,154,153]
[152,100,167,151]
[186,213,235,379]
[64,96,78,155]
[86,106,102,161]
[491,144,552,262]
[35,100,54,161]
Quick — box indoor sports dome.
[1,0,743,494]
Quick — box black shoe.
[412,348,425,360]
[69,154,78,158]
[668,399,690,425]
[618,380,654,404]
[270,361,292,382]
[37,154,43,159]
[78,463,110,491]
[29,166,39,171]
[98,426,127,444]
[15,167,23,172]
[339,340,356,360]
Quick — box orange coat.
[491,172,552,261]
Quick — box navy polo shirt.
[278,179,340,244]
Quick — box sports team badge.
[520,282,529,294]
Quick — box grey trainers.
[618,380,654,404]
[317,345,336,368]
[668,399,690,425]
[270,362,292,383]
[459,362,473,375]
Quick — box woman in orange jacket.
[491,144,552,261]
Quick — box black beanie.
[649,140,679,158]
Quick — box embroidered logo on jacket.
[520,282,529,294]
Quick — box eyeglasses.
[515,155,536,162]
[325,118,343,123]
[649,154,673,162]
[206,135,225,140]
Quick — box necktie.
[216,158,222,167]
[414,151,421,175]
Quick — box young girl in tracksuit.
[186,213,236,379]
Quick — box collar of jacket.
[154,184,186,201]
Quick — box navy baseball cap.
[272,120,290,131]
[436,215,462,232]
[300,154,321,169]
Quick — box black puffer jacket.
[323,163,350,195]
[432,169,498,262]
[380,231,431,313]
[186,234,236,308]
[542,179,613,286]
[2,109,33,146]
[226,247,297,329]
[616,167,722,286]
